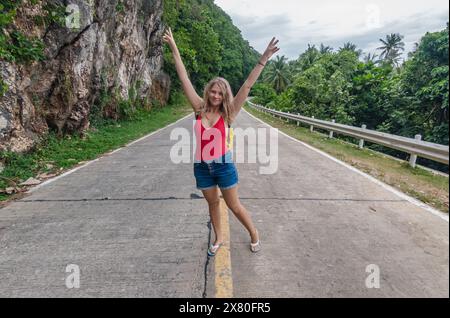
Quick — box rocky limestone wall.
[0,0,170,153]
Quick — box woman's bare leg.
[202,187,223,245]
[220,185,259,243]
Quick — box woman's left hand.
[261,37,280,63]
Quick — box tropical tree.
[377,33,405,67]
[295,44,320,72]
[250,23,449,171]
[339,42,363,57]
[363,52,380,64]
[250,82,277,106]
[162,0,260,93]
[262,55,291,94]
[320,43,333,54]
[400,26,449,145]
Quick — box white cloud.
[215,0,449,60]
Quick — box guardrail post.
[359,124,367,149]
[247,106,447,166]
[287,111,290,123]
[409,134,422,168]
[329,119,335,138]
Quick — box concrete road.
[0,109,448,297]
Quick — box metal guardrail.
[247,101,449,167]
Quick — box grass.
[0,98,192,203]
[1,98,448,214]
[244,103,449,214]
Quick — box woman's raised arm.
[232,37,280,115]
[163,27,203,111]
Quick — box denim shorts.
[193,150,239,190]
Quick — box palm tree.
[363,52,380,64]
[296,44,320,71]
[340,42,357,51]
[382,49,403,67]
[339,42,363,57]
[263,55,290,94]
[377,33,405,66]
[320,43,333,54]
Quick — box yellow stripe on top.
[215,198,233,298]
[226,126,234,152]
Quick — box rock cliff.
[0,0,170,153]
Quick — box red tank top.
[194,112,232,161]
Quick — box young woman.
[163,27,280,256]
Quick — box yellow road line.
[215,198,233,298]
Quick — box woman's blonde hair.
[198,77,235,126]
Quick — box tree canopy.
[162,0,260,94]
[252,24,448,170]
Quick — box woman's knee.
[202,188,220,207]
[229,202,244,215]
[207,199,221,208]
[223,196,242,214]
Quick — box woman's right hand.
[162,27,177,50]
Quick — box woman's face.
[208,84,223,108]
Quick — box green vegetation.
[0,92,192,201]
[1,0,447,209]
[39,2,67,27]
[377,33,406,67]
[0,1,70,97]
[252,25,449,172]
[0,1,46,64]
[115,0,125,14]
[0,0,49,97]
[162,0,260,93]
[245,103,449,213]
[0,79,7,96]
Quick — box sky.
[215,0,449,61]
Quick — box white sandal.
[250,230,261,253]
[208,242,223,257]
